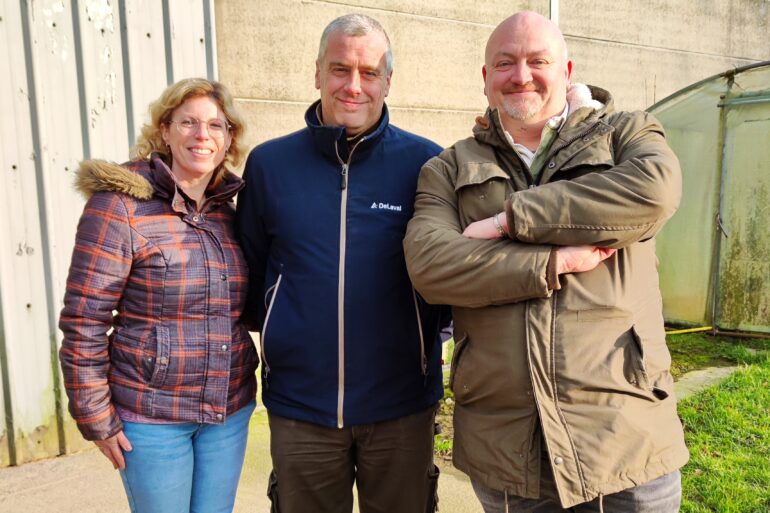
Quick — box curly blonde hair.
[131,78,247,187]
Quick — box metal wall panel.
[167,0,209,81]
[122,0,167,147]
[76,0,130,161]
[1,0,214,467]
[0,0,24,470]
[30,0,95,456]
[1,0,62,466]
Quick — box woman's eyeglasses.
[169,118,231,138]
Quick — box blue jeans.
[119,400,256,513]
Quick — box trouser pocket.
[267,470,280,513]
[426,463,440,512]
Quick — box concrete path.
[0,365,742,513]
[673,365,741,400]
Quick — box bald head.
[482,11,572,132]
[485,11,568,66]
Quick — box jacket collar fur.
[74,154,243,210]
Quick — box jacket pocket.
[266,470,280,513]
[148,326,171,388]
[412,289,428,378]
[425,463,440,513]
[551,125,615,178]
[624,326,650,392]
[261,274,283,381]
[449,333,469,391]
[455,163,513,227]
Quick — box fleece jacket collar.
[304,99,390,164]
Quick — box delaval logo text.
[371,202,402,212]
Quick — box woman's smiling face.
[161,95,231,184]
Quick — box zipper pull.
[340,163,349,190]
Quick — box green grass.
[679,361,770,513]
[668,332,770,378]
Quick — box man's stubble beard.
[501,96,543,122]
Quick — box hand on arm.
[462,211,509,240]
[404,159,553,308]
[554,245,616,274]
[460,212,615,291]
[94,431,132,470]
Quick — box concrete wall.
[216,0,770,149]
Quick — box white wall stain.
[41,1,69,62]
[83,1,118,126]
[84,0,115,33]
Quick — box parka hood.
[74,159,154,200]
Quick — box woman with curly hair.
[59,78,257,513]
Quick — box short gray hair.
[317,14,393,74]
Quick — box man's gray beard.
[502,98,542,121]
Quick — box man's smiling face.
[315,30,392,137]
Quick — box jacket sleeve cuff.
[546,248,561,291]
[78,405,125,441]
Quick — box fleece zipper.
[333,137,366,428]
[412,289,428,381]
[260,274,283,386]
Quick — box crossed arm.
[463,214,615,277]
[404,111,680,307]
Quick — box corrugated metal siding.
[0,0,216,467]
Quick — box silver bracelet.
[493,213,506,237]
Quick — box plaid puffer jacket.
[59,155,258,441]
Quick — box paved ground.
[674,365,740,400]
[0,366,740,513]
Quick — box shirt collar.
[502,103,569,167]
[504,103,569,147]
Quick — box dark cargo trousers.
[267,405,440,513]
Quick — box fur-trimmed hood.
[73,155,244,206]
[74,159,154,200]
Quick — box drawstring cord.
[504,489,509,513]
[598,492,604,513]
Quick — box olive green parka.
[404,85,689,508]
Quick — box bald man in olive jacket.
[404,11,687,513]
